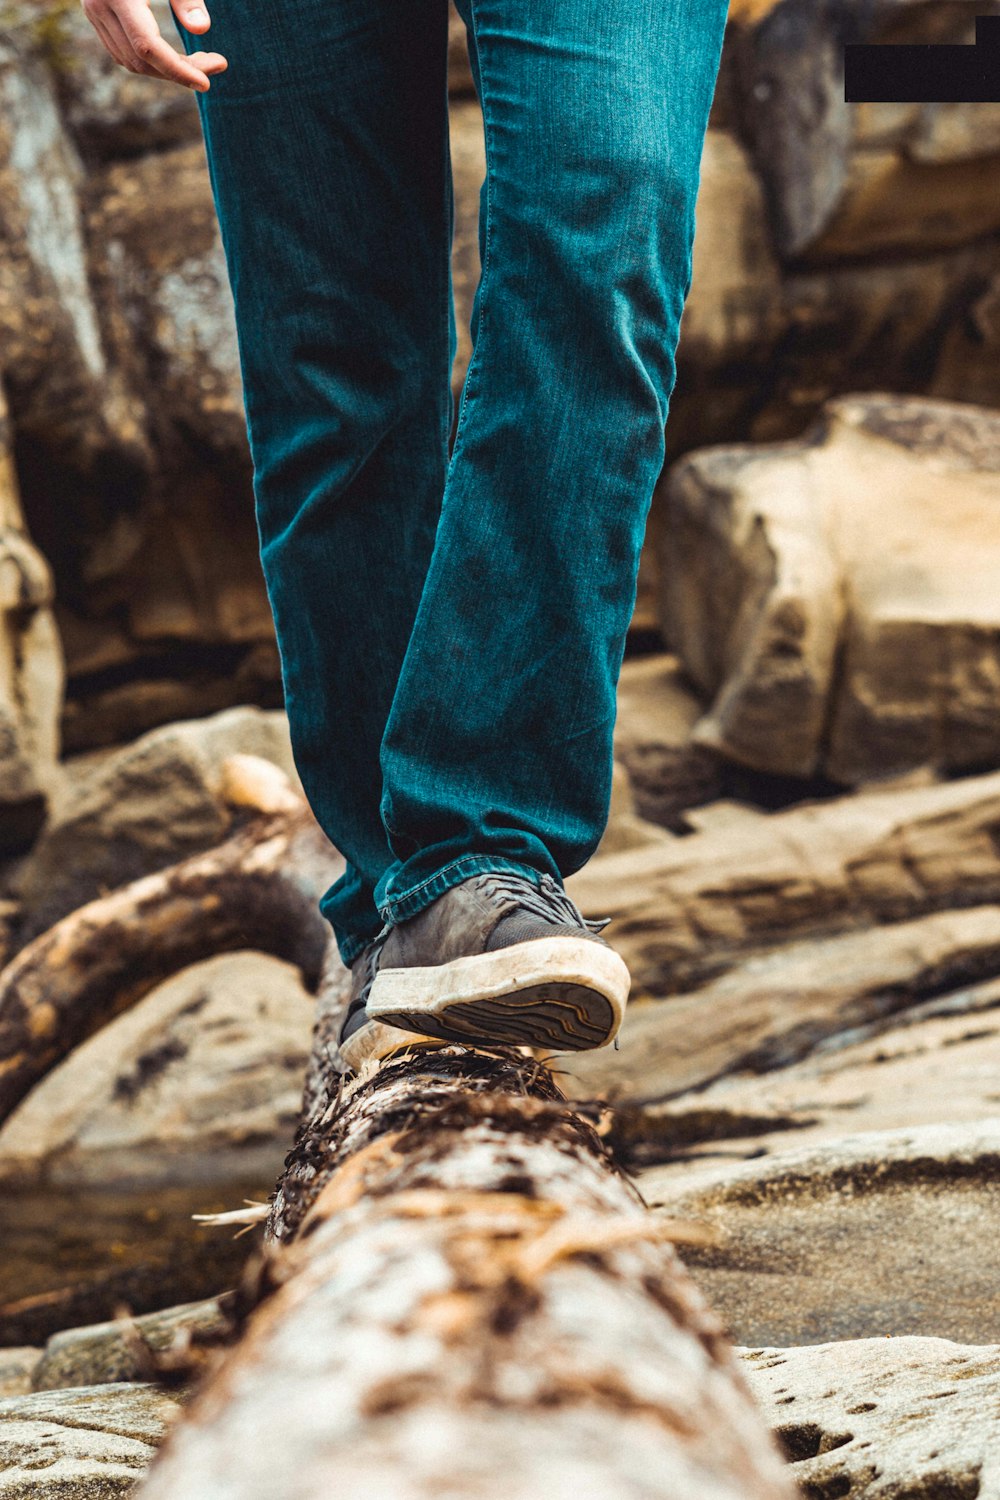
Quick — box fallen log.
[136,972,794,1500]
[0,798,342,1124]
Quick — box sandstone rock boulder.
[612,656,723,830]
[0,389,63,852]
[0,951,313,1188]
[0,951,314,1343]
[448,97,486,403]
[11,707,298,940]
[567,902,1000,1103]
[0,1350,38,1400]
[660,394,1000,783]
[614,998,1000,1172]
[0,35,140,471]
[727,0,1000,261]
[567,767,1000,1000]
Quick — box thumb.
[171,0,211,34]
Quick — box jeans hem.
[378,854,546,927]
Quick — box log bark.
[136,971,794,1500]
[0,802,342,1124]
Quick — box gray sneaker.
[339,871,630,1072]
[338,937,443,1072]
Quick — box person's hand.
[80,0,228,91]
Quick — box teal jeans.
[175,0,728,966]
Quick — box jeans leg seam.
[441,0,456,456]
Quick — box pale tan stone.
[0,951,313,1188]
[660,395,1000,782]
[682,131,784,367]
[565,904,1000,1104]
[568,768,1000,999]
[0,1383,181,1498]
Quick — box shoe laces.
[475,870,610,935]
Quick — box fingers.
[81,0,227,89]
[88,8,134,67]
[170,0,212,36]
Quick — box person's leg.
[171,0,454,966]
[373,0,729,926]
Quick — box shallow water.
[0,1181,268,1345]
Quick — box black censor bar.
[845,14,1000,102]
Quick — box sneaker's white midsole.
[339,1017,445,1073]
[366,936,630,1049]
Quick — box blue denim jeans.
[174,0,728,967]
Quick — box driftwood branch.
[137,971,794,1500]
[0,800,342,1124]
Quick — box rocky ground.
[2,0,1000,1495]
[2,665,1000,1493]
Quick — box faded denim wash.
[174,0,729,967]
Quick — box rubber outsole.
[365,935,630,1053]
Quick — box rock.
[643,1121,1000,1346]
[728,0,1000,260]
[565,903,1000,1104]
[613,1000,1000,1170]
[0,36,141,470]
[448,2,475,96]
[679,131,784,372]
[12,706,299,940]
[0,950,312,1344]
[59,647,284,756]
[0,951,313,1188]
[0,1350,39,1399]
[594,759,675,858]
[0,387,63,852]
[449,96,486,401]
[567,767,1000,998]
[32,1298,229,1392]
[612,656,724,829]
[740,1337,1000,1500]
[0,1383,181,1497]
[85,141,246,463]
[659,394,1000,782]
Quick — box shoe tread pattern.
[387,981,614,1052]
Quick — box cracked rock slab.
[740,1337,999,1500]
[613,998,1000,1173]
[565,903,1000,1104]
[0,1383,181,1497]
[0,951,314,1189]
